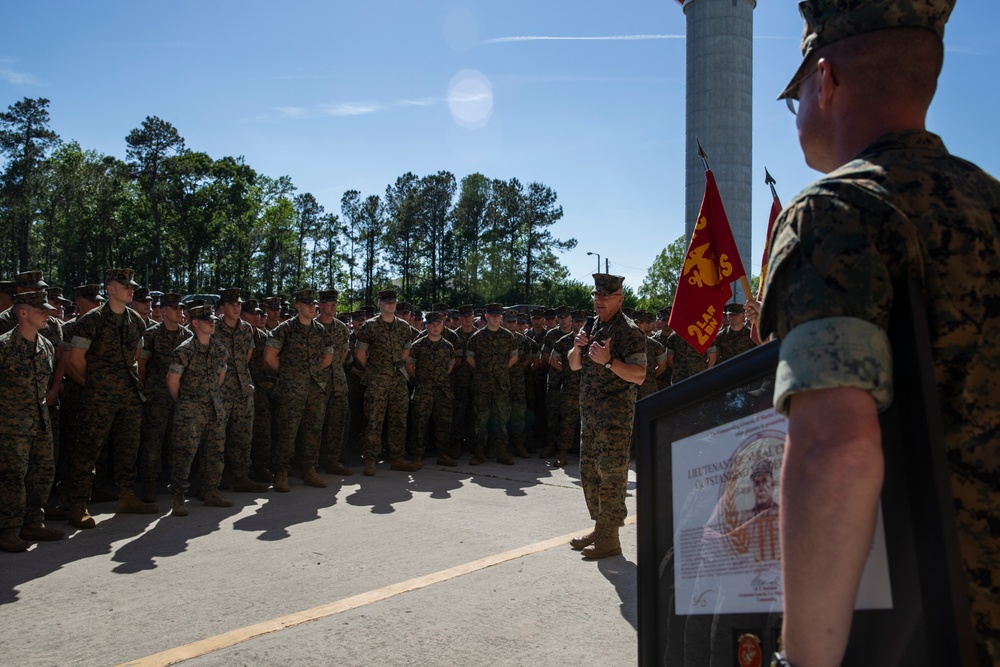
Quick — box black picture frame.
[635,280,975,667]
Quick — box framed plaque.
[636,281,975,666]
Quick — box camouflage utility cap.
[555,305,571,316]
[572,310,589,322]
[220,287,243,304]
[46,287,71,305]
[132,287,153,302]
[458,304,474,315]
[187,304,217,321]
[263,297,281,310]
[74,284,105,301]
[15,271,48,290]
[241,298,258,313]
[424,311,443,324]
[592,273,624,296]
[15,290,56,311]
[484,303,504,315]
[160,292,183,308]
[106,268,138,286]
[723,302,746,314]
[294,289,317,304]
[502,310,517,322]
[751,457,774,479]
[779,0,956,100]
[318,289,339,302]
[378,290,397,301]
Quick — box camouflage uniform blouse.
[355,316,414,381]
[759,130,1000,658]
[139,322,192,399]
[665,330,715,384]
[714,325,755,362]
[550,332,581,396]
[216,317,255,398]
[578,310,647,407]
[0,330,54,436]
[407,336,455,393]
[323,317,350,385]
[71,302,146,396]
[169,337,229,418]
[640,336,667,398]
[0,308,63,361]
[465,327,518,391]
[266,318,335,395]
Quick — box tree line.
[0,97,588,309]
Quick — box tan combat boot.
[67,502,96,529]
[390,459,418,472]
[171,491,189,517]
[117,489,159,514]
[581,524,622,560]
[515,444,531,458]
[554,451,568,467]
[0,528,30,552]
[302,468,328,488]
[436,454,458,467]
[363,458,376,476]
[20,523,65,541]
[570,523,598,550]
[273,471,290,493]
[203,489,234,507]
[326,461,354,476]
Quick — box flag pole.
[697,140,753,300]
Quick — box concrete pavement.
[0,456,638,667]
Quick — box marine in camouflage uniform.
[714,303,756,363]
[503,311,533,459]
[758,1,998,662]
[166,305,232,516]
[216,288,269,493]
[243,300,277,482]
[448,304,477,459]
[345,311,368,456]
[264,289,334,491]
[0,292,63,552]
[527,309,549,449]
[406,311,456,467]
[465,303,519,465]
[567,274,647,560]
[548,311,587,466]
[355,290,418,475]
[137,292,192,501]
[65,268,158,529]
[316,290,353,476]
[665,329,717,384]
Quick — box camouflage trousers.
[507,378,527,450]
[67,388,142,504]
[450,376,474,457]
[140,391,174,484]
[558,384,581,454]
[472,382,510,458]
[346,371,365,451]
[362,373,408,461]
[411,386,453,459]
[320,377,349,466]
[274,385,328,473]
[250,381,274,473]
[545,381,562,451]
[222,390,254,480]
[171,399,225,495]
[0,430,55,529]
[57,381,84,489]
[579,403,634,527]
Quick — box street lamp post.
[586,251,601,273]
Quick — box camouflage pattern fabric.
[248,325,275,473]
[138,322,192,484]
[345,333,366,455]
[650,329,672,389]
[449,326,477,457]
[714,324,755,363]
[267,318,334,472]
[639,336,667,399]
[507,331,534,451]
[356,316,415,461]
[666,330,715,384]
[466,326,518,458]
[578,309,647,527]
[759,130,1000,661]
[407,335,456,459]
[542,326,574,451]
[551,332,581,453]
[320,317,350,466]
[168,336,229,495]
[216,317,255,480]
[0,329,55,529]
[66,303,146,505]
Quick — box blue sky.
[2,1,998,295]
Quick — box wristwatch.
[604,361,613,370]
[770,651,792,667]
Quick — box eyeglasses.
[591,291,623,301]
[785,65,819,116]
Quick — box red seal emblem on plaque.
[737,632,762,667]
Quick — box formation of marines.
[0,268,758,554]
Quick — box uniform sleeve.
[139,327,156,359]
[71,310,99,350]
[760,192,897,415]
[266,322,285,351]
[354,322,370,352]
[168,345,190,377]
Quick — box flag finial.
[696,139,710,171]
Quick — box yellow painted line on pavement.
[118,515,637,667]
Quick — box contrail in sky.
[483,34,684,44]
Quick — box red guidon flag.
[668,170,747,354]
[756,189,782,300]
